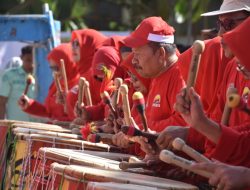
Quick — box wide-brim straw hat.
[201,0,250,16]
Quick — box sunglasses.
[72,40,80,49]
[217,17,248,31]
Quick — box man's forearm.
[194,117,221,144]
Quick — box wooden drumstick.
[128,156,144,163]
[53,72,63,95]
[172,138,211,163]
[60,59,68,93]
[101,91,118,119]
[84,80,92,106]
[119,161,147,170]
[78,77,86,108]
[132,92,148,132]
[121,125,158,141]
[221,85,238,125]
[113,78,123,107]
[53,72,67,113]
[87,133,114,144]
[227,93,250,114]
[24,74,34,95]
[119,84,132,125]
[185,40,205,103]
[159,150,212,179]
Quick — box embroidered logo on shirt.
[152,94,161,107]
[242,87,250,97]
[70,85,78,94]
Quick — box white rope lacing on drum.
[52,137,56,148]
[81,141,84,150]
[30,148,42,189]
[45,164,56,190]
[41,148,48,190]
[19,136,33,190]
[68,155,72,165]
[51,166,56,190]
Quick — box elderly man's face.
[219,11,249,58]
[218,11,249,36]
[131,44,163,78]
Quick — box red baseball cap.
[123,17,175,48]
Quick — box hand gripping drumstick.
[121,125,158,141]
[60,59,68,93]
[172,138,211,163]
[227,93,250,115]
[159,150,212,179]
[87,133,114,144]
[112,78,123,108]
[184,40,205,103]
[84,80,92,106]
[53,72,63,96]
[132,91,148,132]
[24,74,34,95]
[53,72,67,113]
[101,91,118,119]
[221,85,238,125]
[119,84,133,125]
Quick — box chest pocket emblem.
[152,94,161,107]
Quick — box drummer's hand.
[74,102,89,122]
[133,136,156,155]
[71,117,86,126]
[156,126,189,150]
[18,94,30,110]
[174,88,206,129]
[112,131,130,148]
[100,123,114,134]
[113,116,125,133]
[55,91,66,105]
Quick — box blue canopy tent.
[0,3,60,102]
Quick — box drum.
[87,182,161,190]
[0,119,43,189]
[49,163,198,190]
[5,132,122,190]
[32,147,157,190]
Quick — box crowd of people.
[1,0,250,189]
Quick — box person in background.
[0,45,35,121]
[18,43,79,122]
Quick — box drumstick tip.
[172,137,185,151]
[193,40,205,54]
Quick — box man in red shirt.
[112,17,186,152]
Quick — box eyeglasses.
[72,40,80,49]
[49,65,60,71]
[217,17,248,31]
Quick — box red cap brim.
[122,35,148,48]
